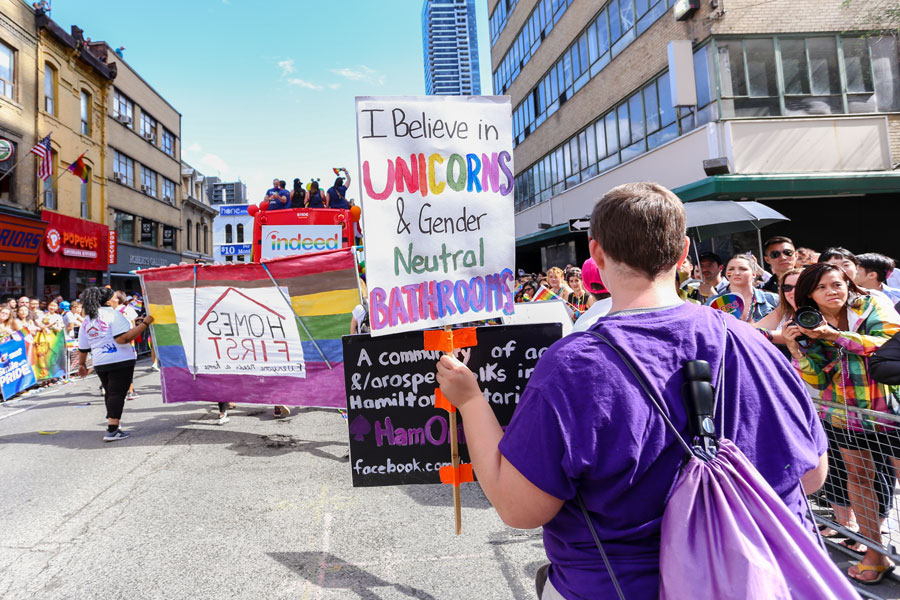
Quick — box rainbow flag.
[66,152,88,183]
[532,285,561,302]
[138,248,359,408]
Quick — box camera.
[792,306,824,330]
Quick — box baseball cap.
[581,258,608,294]
[59,301,71,311]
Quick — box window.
[143,220,158,247]
[113,150,134,186]
[80,165,91,219]
[80,90,91,135]
[186,219,192,250]
[140,112,157,142]
[196,222,201,253]
[162,130,175,157]
[0,42,14,100]
[236,223,244,243]
[141,167,157,197]
[162,178,175,203]
[43,150,57,209]
[44,63,56,115]
[203,226,208,254]
[115,212,135,243]
[113,90,133,127]
[225,224,233,244]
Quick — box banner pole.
[136,271,159,355]
[260,262,332,370]
[191,265,198,380]
[445,325,463,535]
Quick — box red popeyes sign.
[108,230,117,264]
[39,210,110,271]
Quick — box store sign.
[141,221,153,243]
[673,0,699,20]
[38,210,109,271]
[0,214,47,263]
[128,254,173,267]
[108,230,117,264]
[219,243,252,256]
[219,205,248,216]
[0,139,13,162]
[162,225,174,247]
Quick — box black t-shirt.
[761,274,779,294]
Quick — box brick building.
[490,0,900,269]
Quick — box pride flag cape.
[138,248,359,408]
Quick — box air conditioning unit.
[113,172,124,183]
[114,114,132,125]
[143,132,156,143]
[163,195,172,203]
[140,184,149,193]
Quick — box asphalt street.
[0,359,546,600]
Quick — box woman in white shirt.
[77,287,154,442]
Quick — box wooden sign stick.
[445,324,463,535]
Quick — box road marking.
[314,512,332,600]
[0,406,33,421]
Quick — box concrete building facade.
[96,42,184,290]
[422,0,481,95]
[180,160,216,264]
[206,176,247,205]
[490,0,900,269]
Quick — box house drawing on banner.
[197,287,287,327]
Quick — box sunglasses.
[768,249,795,259]
[781,283,795,292]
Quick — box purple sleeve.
[498,385,574,501]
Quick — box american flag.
[29,134,52,181]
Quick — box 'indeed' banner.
[260,225,342,259]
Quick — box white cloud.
[330,65,385,86]
[287,78,324,91]
[277,59,295,76]
[197,153,230,176]
[186,143,202,153]
[327,83,340,90]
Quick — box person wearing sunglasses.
[761,236,797,294]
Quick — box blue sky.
[45,0,493,202]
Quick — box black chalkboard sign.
[342,323,562,487]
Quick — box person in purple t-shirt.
[437,182,828,600]
[264,177,290,210]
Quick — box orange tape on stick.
[434,388,456,413]
[423,327,478,353]
[439,464,475,486]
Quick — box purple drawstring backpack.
[577,328,858,600]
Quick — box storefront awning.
[674,172,900,203]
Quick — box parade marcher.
[706,254,779,323]
[436,182,827,599]
[109,290,139,401]
[77,287,154,442]
[306,181,326,208]
[681,251,728,304]
[326,177,351,210]
[265,177,289,210]
[761,236,797,294]
[784,262,900,583]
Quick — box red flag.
[66,152,87,183]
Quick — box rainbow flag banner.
[138,248,359,408]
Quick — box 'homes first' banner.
[355,96,515,337]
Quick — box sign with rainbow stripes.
[138,248,359,408]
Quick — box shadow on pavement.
[269,551,437,600]
[399,481,492,510]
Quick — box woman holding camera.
[785,262,900,584]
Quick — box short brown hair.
[589,182,686,279]
[763,236,794,251]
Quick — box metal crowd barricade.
[810,399,900,584]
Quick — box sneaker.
[103,429,131,442]
[273,405,290,419]
[217,413,230,425]
[126,392,138,401]
[150,364,160,372]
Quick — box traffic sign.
[568,217,590,233]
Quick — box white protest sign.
[170,286,306,377]
[355,96,515,336]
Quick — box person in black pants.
[77,287,154,442]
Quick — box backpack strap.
[576,493,627,600]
